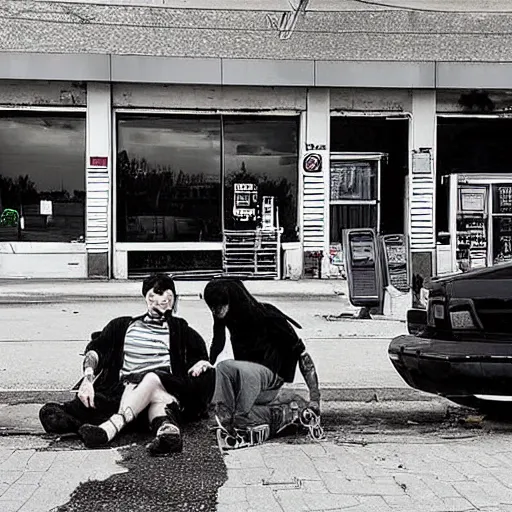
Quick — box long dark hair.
[203,278,301,328]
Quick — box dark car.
[388,262,512,412]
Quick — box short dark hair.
[142,273,177,298]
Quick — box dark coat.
[209,302,306,383]
[82,313,214,420]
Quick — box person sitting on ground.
[188,278,322,449]
[39,274,214,456]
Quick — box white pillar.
[86,82,112,278]
[301,88,330,277]
[410,89,437,285]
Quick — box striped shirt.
[120,317,172,379]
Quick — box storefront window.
[223,117,299,241]
[0,114,86,243]
[330,161,377,201]
[116,116,222,242]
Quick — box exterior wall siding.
[112,84,307,111]
[0,80,86,107]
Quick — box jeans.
[212,360,284,429]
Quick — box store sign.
[305,143,326,151]
[90,156,108,167]
[303,153,322,173]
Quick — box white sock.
[98,408,134,442]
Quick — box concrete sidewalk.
[0,278,349,302]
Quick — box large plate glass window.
[116,115,222,243]
[0,114,86,243]
[223,116,299,241]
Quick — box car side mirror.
[407,309,427,335]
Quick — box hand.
[188,360,213,377]
[77,378,95,408]
[308,400,320,416]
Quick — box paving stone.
[15,472,45,486]
[25,452,57,472]
[0,451,35,471]
[224,467,273,487]
[322,473,404,496]
[440,496,478,512]
[0,483,37,504]
[300,444,330,458]
[263,454,321,481]
[216,503,250,512]
[0,500,26,512]
[390,473,446,510]
[216,486,247,505]
[245,486,282,512]
[310,456,340,473]
[476,475,512,505]
[51,450,89,467]
[453,481,500,509]
[0,482,9,496]
[0,450,14,464]
[383,494,414,509]
[224,449,266,470]
[18,484,78,512]
[0,471,22,485]
[303,490,359,510]
[349,496,393,512]
[274,488,310,512]
[420,474,461,499]
[452,461,490,479]
[301,479,329,494]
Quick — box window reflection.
[0,114,86,243]
[116,116,222,242]
[223,117,299,241]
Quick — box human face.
[210,303,229,319]
[146,288,175,317]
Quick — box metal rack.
[223,229,282,279]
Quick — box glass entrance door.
[329,155,382,244]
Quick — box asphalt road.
[0,298,407,391]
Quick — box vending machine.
[448,173,512,272]
[233,183,258,223]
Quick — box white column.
[410,89,437,279]
[410,89,436,248]
[302,88,330,277]
[86,82,112,277]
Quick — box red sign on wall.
[90,156,108,167]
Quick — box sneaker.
[215,421,270,451]
[147,420,183,456]
[39,403,81,434]
[299,408,325,441]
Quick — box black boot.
[146,403,183,456]
[39,403,81,434]
[78,424,110,448]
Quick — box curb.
[0,387,436,406]
[0,293,341,304]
